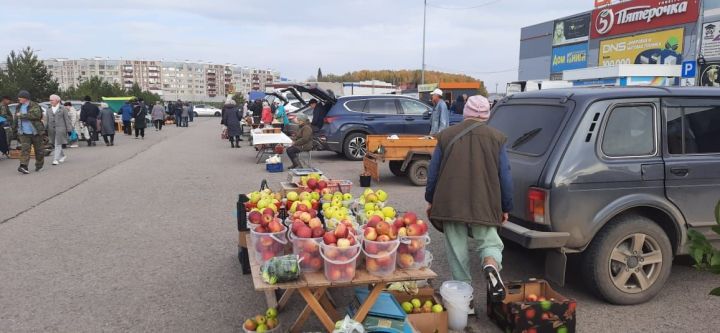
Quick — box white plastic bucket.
[440,281,473,331]
[397,235,431,269]
[249,225,288,265]
[319,239,361,283]
[362,238,399,277]
[289,232,323,273]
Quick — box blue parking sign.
[682,61,696,78]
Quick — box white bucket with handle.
[440,280,473,331]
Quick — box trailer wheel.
[408,160,430,186]
[389,161,407,177]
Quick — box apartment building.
[42,58,281,102]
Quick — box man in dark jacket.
[308,99,326,130]
[425,95,513,303]
[188,102,194,123]
[133,98,148,139]
[80,96,100,146]
[287,113,313,169]
[174,100,183,127]
[1,96,13,156]
[13,90,46,173]
[120,101,133,135]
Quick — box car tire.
[389,161,407,177]
[193,112,199,117]
[581,214,672,305]
[214,111,221,117]
[343,132,367,161]
[407,160,430,186]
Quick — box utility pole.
[421,0,427,85]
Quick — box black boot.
[230,140,235,148]
[290,157,301,169]
[235,138,241,148]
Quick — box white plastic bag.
[265,154,282,164]
[332,315,365,333]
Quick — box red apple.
[402,212,418,225]
[296,225,312,238]
[317,180,327,190]
[268,220,283,233]
[262,251,274,261]
[307,178,318,190]
[367,215,383,228]
[393,218,405,230]
[407,239,423,253]
[291,221,305,234]
[311,226,325,238]
[344,265,355,279]
[255,225,267,233]
[260,236,274,246]
[365,242,379,254]
[375,221,391,236]
[262,213,274,226]
[526,294,538,302]
[328,267,342,281]
[406,224,423,237]
[311,201,320,211]
[262,208,275,217]
[416,220,429,234]
[248,211,263,224]
[363,227,378,241]
[299,212,312,223]
[366,258,379,272]
[334,223,349,239]
[310,257,323,269]
[398,253,415,268]
[297,203,309,213]
[388,226,398,240]
[323,232,337,245]
[308,217,323,229]
[524,307,536,319]
[377,235,390,242]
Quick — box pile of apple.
[321,223,359,282]
[362,215,401,276]
[248,208,287,263]
[289,204,325,272]
[321,191,354,225]
[401,298,443,314]
[242,307,279,332]
[358,188,389,205]
[286,191,320,213]
[299,173,324,189]
[245,189,282,212]
[395,212,430,269]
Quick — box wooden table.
[247,235,437,332]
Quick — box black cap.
[309,99,318,105]
[84,95,92,102]
[18,90,31,99]
[63,102,72,106]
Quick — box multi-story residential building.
[42,58,281,102]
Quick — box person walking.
[429,89,449,136]
[151,101,165,131]
[133,98,148,139]
[425,95,513,303]
[46,95,72,166]
[174,100,183,127]
[450,94,466,115]
[98,105,116,146]
[181,102,189,127]
[261,101,273,125]
[188,102,194,123]
[80,96,99,146]
[287,113,313,169]
[64,102,81,148]
[13,90,45,173]
[0,96,13,157]
[120,100,133,135]
[221,99,243,148]
[251,99,263,125]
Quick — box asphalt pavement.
[0,118,718,332]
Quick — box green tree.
[231,92,245,106]
[127,83,162,105]
[317,67,323,81]
[318,69,487,95]
[0,47,59,101]
[61,76,126,101]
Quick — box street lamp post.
[421,0,427,85]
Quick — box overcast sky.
[0,0,589,92]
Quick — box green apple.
[431,304,443,313]
[364,203,376,212]
[410,298,421,309]
[343,193,353,201]
[286,191,299,201]
[323,193,333,201]
[266,307,278,319]
[381,206,396,219]
[401,302,413,314]
[376,190,388,202]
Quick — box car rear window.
[489,104,567,155]
[345,100,366,112]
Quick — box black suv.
[490,87,720,304]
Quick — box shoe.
[468,299,476,315]
[483,264,506,302]
[70,144,79,148]
[106,143,110,146]
[52,160,59,165]
[59,156,66,163]
[110,143,114,146]
[18,165,29,174]
[35,166,43,172]
[134,137,139,139]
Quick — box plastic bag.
[265,154,282,164]
[260,254,301,285]
[332,315,365,333]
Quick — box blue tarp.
[248,91,266,102]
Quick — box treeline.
[318,69,480,85]
[0,47,161,104]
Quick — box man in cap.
[287,113,313,169]
[425,95,513,304]
[429,88,449,135]
[13,90,46,173]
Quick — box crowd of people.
[0,91,161,174]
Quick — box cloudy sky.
[0,0,589,91]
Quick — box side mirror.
[423,111,431,119]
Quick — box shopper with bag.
[425,95,513,305]
[221,99,242,148]
[64,102,80,147]
[46,95,72,165]
[80,96,99,146]
[133,98,148,139]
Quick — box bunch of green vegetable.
[687,201,720,296]
[261,254,301,285]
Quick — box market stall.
[251,130,292,164]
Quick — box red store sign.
[591,0,699,38]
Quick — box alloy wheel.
[348,137,366,159]
[609,233,663,294]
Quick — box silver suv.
[492,87,720,304]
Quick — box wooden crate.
[366,135,437,161]
[363,154,381,182]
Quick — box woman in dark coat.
[133,99,148,139]
[221,100,242,148]
[98,106,116,146]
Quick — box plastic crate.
[266,163,284,173]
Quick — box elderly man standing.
[425,95,513,304]
[46,94,72,165]
[429,88,449,136]
[13,90,45,174]
[287,113,313,169]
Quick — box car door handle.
[405,117,415,121]
[670,167,689,176]
[364,116,375,121]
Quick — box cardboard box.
[389,288,448,333]
[487,279,576,333]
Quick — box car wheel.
[581,214,672,305]
[214,111,221,117]
[193,112,199,117]
[407,160,430,186]
[343,133,367,161]
[389,161,407,177]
